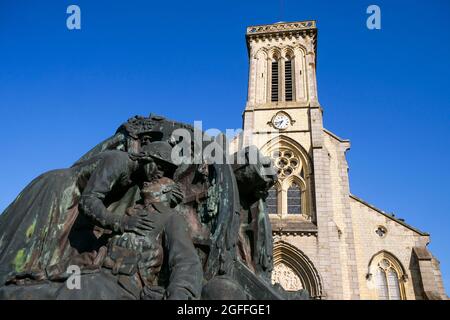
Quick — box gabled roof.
[323,128,350,143]
[350,194,429,236]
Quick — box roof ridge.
[349,193,429,236]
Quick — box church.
[230,20,447,300]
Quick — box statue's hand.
[121,212,155,236]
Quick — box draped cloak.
[0,150,141,285]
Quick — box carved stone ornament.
[272,263,303,291]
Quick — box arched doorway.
[271,241,323,299]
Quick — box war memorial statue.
[0,114,308,300]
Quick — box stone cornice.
[246,20,316,36]
[270,218,318,237]
[245,20,317,60]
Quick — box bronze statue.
[0,150,157,286]
[104,177,203,300]
[0,114,308,300]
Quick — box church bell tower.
[243,21,319,134]
[241,21,322,223]
[237,20,446,301]
[240,21,358,299]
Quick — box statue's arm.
[79,152,132,232]
[164,214,203,300]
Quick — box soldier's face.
[140,135,152,146]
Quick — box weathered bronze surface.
[0,114,308,300]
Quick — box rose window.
[272,150,300,178]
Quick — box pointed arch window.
[375,267,389,299]
[266,185,278,215]
[268,145,310,218]
[387,269,401,300]
[370,253,406,300]
[287,183,301,215]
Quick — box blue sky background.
[0,0,449,295]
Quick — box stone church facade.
[231,21,447,299]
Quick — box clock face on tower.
[272,114,290,130]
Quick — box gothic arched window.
[370,253,405,300]
[268,145,310,218]
[375,267,389,299]
[266,185,278,215]
[285,56,294,101]
[287,183,302,215]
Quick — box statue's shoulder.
[101,149,129,158]
[94,150,131,164]
[72,150,132,171]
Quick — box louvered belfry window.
[285,59,293,101]
[271,61,279,102]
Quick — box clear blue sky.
[0,0,449,295]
